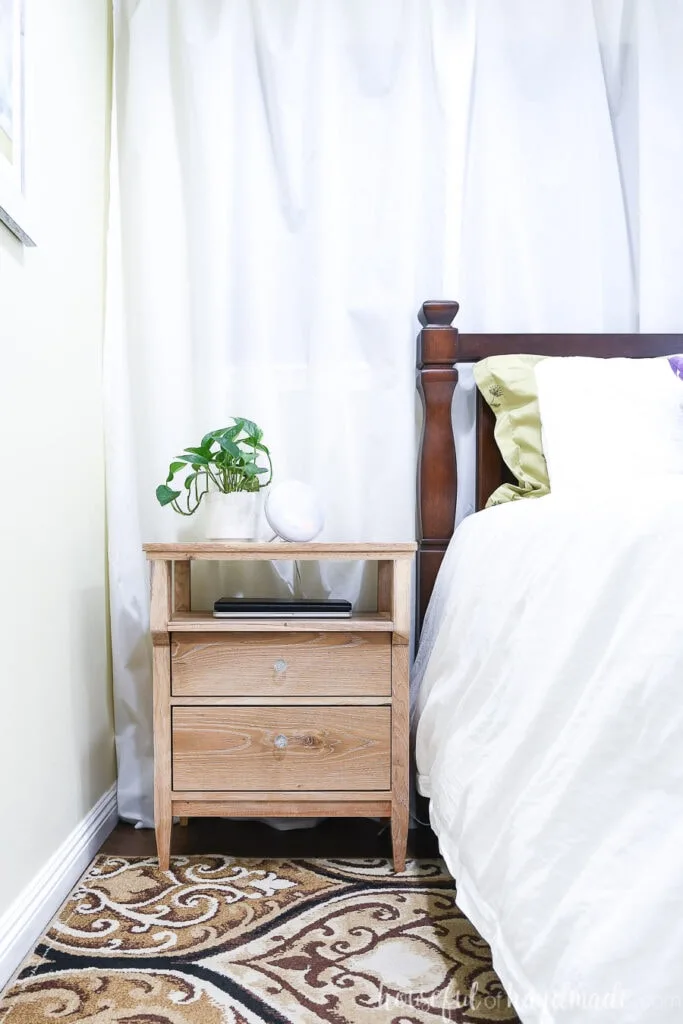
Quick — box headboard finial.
[417,302,460,370]
[418,300,460,328]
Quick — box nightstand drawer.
[172,706,391,791]
[171,632,391,697]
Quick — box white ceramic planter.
[204,490,261,540]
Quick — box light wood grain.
[390,643,410,872]
[391,558,412,645]
[174,562,191,613]
[171,799,393,817]
[377,560,393,615]
[145,546,415,874]
[171,631,391,697]
[145,542,416,561]
[167,612,393,633]
[150,560,171,633]
[172,706,391,792]
[170,695,392,707]
[153,644,172,870]
[170,789,392,801]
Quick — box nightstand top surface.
[144,541,416,561]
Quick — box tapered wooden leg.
[155,807,172,871]
[391,803,409,873]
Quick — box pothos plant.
[156,417,273,517]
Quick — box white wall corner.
[0,784,118,992]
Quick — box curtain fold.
[107,0,683,826]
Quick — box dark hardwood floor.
[102,816,440,861]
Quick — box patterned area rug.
[0,856,520,1023]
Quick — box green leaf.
[215,447,236,462]
[185,445,213,458]
[201,430,219,448]
[156,484,181,506]
[184,472,198,490]
[166,461,186,482]
[239,418,258,438]
[217,436,241,458]
[199,428,234,449]
[178,452,210,466]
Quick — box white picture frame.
[0,0,35,246]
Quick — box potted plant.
[156,418,273,539]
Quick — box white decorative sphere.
[265,480,325,542]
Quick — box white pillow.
[534,356,683,495]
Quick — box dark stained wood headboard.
[416,299,683,626]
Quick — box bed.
[413,301,683,1023]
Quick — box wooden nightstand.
[144,542,416,872]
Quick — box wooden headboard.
[416,299,683,626]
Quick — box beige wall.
[0,0,114,916]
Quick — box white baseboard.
[0,783,118,991]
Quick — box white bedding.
[413,483,683,1023]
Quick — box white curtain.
[107,0,683,826]
[457,0,683,335]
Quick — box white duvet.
[413,482,683,1023]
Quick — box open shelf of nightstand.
[167,611,394,632]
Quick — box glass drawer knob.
[274,659,288,674]
[274,734,288,749]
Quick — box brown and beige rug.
[0,856,519,1023]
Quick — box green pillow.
[473,354,550,506]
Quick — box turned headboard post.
[416,300,460,629]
